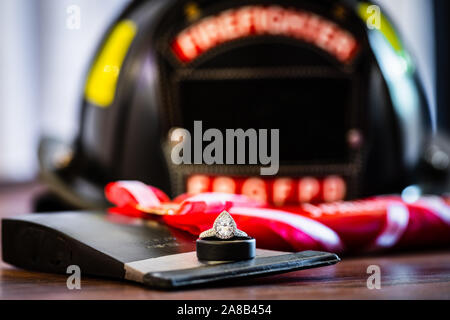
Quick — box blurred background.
[0,0,448,184]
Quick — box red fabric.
[105,181,170,207]
[105,181,450,254]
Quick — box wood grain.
[1,183,449,300]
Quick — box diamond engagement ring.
[199,211,248,240]
[196,210,255,261]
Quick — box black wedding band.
[196,237,256,262]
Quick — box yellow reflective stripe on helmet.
[85,20,137,107]
[358,2,403,53]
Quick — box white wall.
[0,0,40,181]
[0,0,129,182]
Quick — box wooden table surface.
[1,183,450,300]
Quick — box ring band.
[199,228,248,239]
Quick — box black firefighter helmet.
[38,0,439,211]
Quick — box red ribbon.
[105,181,450,254]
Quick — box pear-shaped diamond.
[213,211,236,239]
